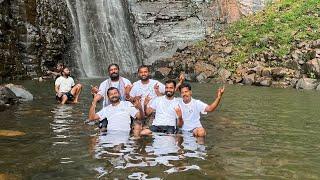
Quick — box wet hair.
[179,83,192,91]
[165,80,176,88]
[108,63,120,72]
[107,87,119,96]
[138,65,150,73]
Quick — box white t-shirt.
[177,98,208,131]
[96,101,138,131]
[149,96,179,127]
[55,76,75,93]
[130,79,165,109]
[98,77,131,107]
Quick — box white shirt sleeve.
[126,102,139,118]
[98,81,107,97]
[129,83,137,97]
[196,100,208,114]
[96,108,107,120]
[55,77,61,86]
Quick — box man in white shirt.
[178,83,224,137]
[91,63,132,108]
[140,80,183,135]
[55,67,82,104]
[89,87,143,135]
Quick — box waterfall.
[66,0,140,77]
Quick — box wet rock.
[0,130,26,137]
[0,86,18,111]
[194,61,217,77]
[259,78,272,87]
[243,73,255,85]
[271,81,290,88]
[261,68,272,77]
[154,67,171,79]
[218,68,231,81]
[196,72,208,82]
[295,78,318,90]
[5,84,33,101]
[305,58,320,77]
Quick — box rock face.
[128,0,269,65]
[0,86,18,111]
[0,0,73,81]
[5,84,33,101]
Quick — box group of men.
[54,63,225,138]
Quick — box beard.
[109,96,120,103]
[165,91,174,97]
[110,72,119,80]
[139,75,149,81]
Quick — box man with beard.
[178,83,224,137]
[55,67,83,104]
[88,87,143,135]
[140,80,183,135]
[91,63,132,108]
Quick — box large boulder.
[194,61,217,77]
[5,84,33,101]
[218,68,231,81]
[295,78,319,90]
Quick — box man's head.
[179,83,192,103]
[107,87,120,103]
[108,63,120,81]
[138,65,150,81]
[165,80,176,98]
[62,67,70,77]
[56,63,64,72]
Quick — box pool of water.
[0,78,320,179]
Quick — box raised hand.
[133,97,142,109]
[91,85,99,95]
[125,85,132,96]
[217,86,225,98]
[154,83,161,96]
[174,106,182,119]
[144,95,151,106]
[178,72,185,83]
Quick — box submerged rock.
[0,130,26,137]
[295,78,318,90]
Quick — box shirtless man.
[55,67,82,104]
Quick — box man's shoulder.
[120,77,131,84]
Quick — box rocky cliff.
[128,0,269,65]
[0,0,73,81]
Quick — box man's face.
[107,89,120,103]
[180,87,192,102]
[108,65,119,80]
[165,82,175,97]
[138,67,150,81]
[62,68,70,76]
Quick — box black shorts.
[56,91,74,101]
[150,125,176,134]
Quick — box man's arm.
[88,96,101,121]
[175,73,185,92]
[55,85,60,94]
[133,98,144,120]
[205,86,225,112]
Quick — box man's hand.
[92,93,102,104]
[133,96,142,110]
[174,106,182,119]
[217,86,225,98]
[125,85,132,96]
[144,95,151,107]
[154,83,161,96]
[178,73,185,83]
[91,85,99,95]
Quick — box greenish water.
[0,79,320,179]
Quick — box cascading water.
[66,0,140,77]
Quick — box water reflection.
[51,105,74,145]
[90,131,207,178]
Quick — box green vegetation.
[225,0,320,63]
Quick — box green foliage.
[225,0,320,63]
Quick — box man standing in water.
[55,67,83,104]
[91,63,132,108]
[140,80,183,135]
[177,83,224,137]
[89,87,143,135]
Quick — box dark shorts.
[98,117,140,132]
[56,91,74,101]
[150,125,176,134]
